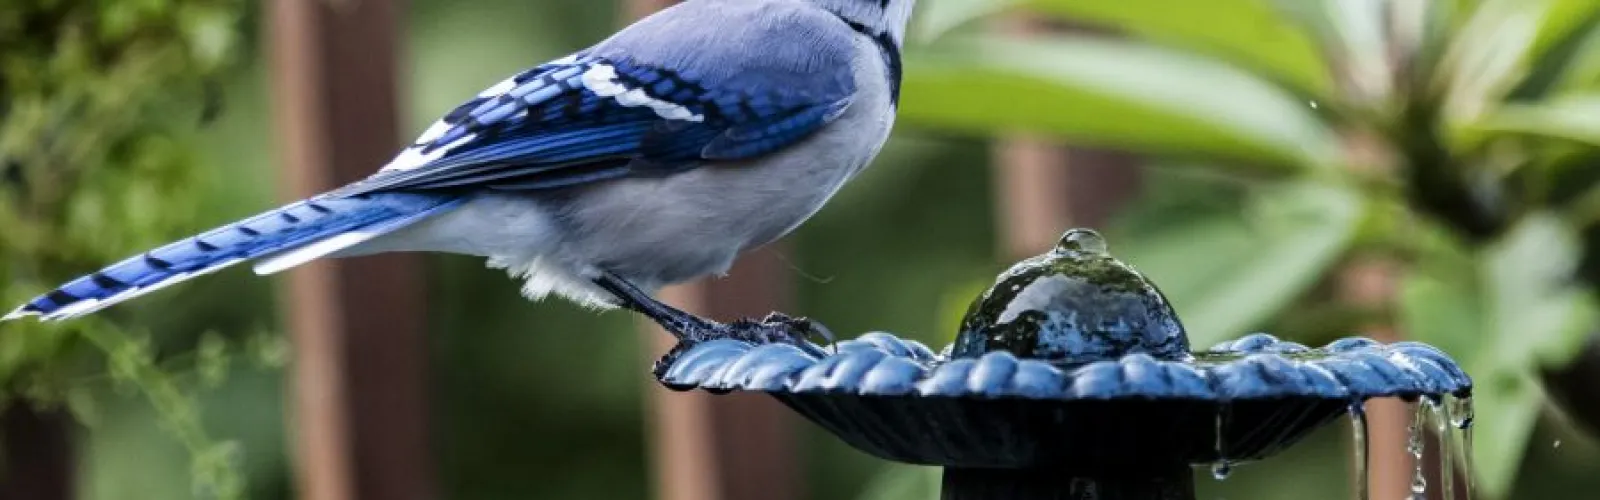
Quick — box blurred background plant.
[871,0,1600,498]
[3,0,1600,499]
[0,1,279,499]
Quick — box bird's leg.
[593,271,833,352]
[592,271,716,341]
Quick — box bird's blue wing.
[335,52,854,196]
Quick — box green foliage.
[903,36,1340,174]
[0,0,252,498]
[1401,214,1599,495]
[902,0,1600,497]
[856,464,940,500]
[1113,181,1364,348]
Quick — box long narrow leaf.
[1275,0,1394,104]
[1508,0,1600,98]
[1473,93,1600,146]
[911,0,1019,42]
[1546,26,1600,92]
[900,36,1341,173]
[1018,0,1331,97]
[1438,0,1600,125]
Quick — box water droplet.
[1349,402,1369,500]
[1449,395,1475,430]
[1407,422,1423,458]
[1211,461,1232,481]
[1055,228,1108,256]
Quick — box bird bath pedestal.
[648,229,1473,499]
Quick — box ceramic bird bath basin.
[649,229,1474,500]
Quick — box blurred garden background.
[5,0,1600,499]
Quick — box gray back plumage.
[804,0,918,46]
[588,0,859,97]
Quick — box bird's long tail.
[3,192,463,322]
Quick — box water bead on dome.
[1055,228,1108,256]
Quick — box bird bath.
[648,228,1474,499]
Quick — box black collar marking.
[838,17,903,105]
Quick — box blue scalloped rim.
[657,332,1473,401]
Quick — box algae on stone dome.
[952,228,1189,363]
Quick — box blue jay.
[3,0,917,345]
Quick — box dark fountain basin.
[649,229,1473,500]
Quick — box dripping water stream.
[1349,402,1369,500]
[1451,395,1476,495]
[1408,402,1427,499]
[1212,404,1232,480]
[1426,396,1456,500]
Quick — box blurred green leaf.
[1546,25,1600,91]
[1274,0,1393,104]
[1474,93,1600,146]
[1114,181,1364,348]
[1024,0,1332,96]
[1510,1,1600,98]
[901,35,1341,174]
[1400,213,1599,498]
[1527,0,1600,65]
[937,279,990,345]
[857,464,941,500]
[911,0,1017,43]
[1482,214,1598,368]
[911,0,1334,96]
[1386,0,1474,85]
[1399,269,1482,369]
[1438,0,1600,127]
[1471,368,1546,500]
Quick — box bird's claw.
[754,312,837,353]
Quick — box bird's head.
[812,0,918,48]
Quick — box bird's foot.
[752,312,836,351]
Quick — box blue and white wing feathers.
[336,43,856,196]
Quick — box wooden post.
[993,16,1141,257]
[1337,260,1412,500]
[621,2,800,500]
[645,249,801,500]
[993,134,1140,257]
[267,1,436,499]
[0,404,73,500]
[1337,130,1412,500]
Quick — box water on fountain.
[1213,404,1232,481]
[1350,402,1368,500]
[1409,402,1428,499]
[1426,396,1456,500]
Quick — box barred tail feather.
[3,192,462,322]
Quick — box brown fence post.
[267,1,436,499]
[0,404,73,500]
[620,2,800,500]
[1338,131,1412,500]
[645,250,800,500]
[993,16,1142,256]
